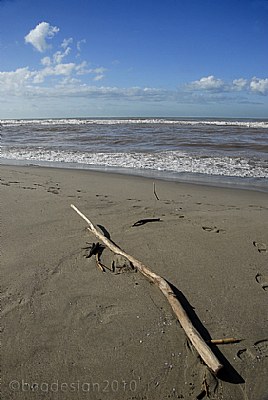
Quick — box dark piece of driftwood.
[132,218,161,227]
[84,242,103,258]
[71,204,223,375]
[83,242,107,272]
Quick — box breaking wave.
[2,148,267,179]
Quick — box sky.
[0,0,268,118]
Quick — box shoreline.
[1,159,268,194]
[1,164,268,400]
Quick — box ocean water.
[1,117,268,191]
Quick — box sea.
[1,117,268,192]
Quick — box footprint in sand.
[98,305,120,324]
[237,348,255,362]
[33,183,44,187]
[254,339,268,359]
[202,226,225,233]
[255,273,268,291]
[84,305,119,325]
[236,344,268,362]
[47,186,60,194]
[253,241,267,253]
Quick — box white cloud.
[77,39,86,52]
[39,41,72,66]
[188,75,268,96]
[53,47,71,64]
[91,67,106,75]
[75,63,107,80]
[53,51,65,64]
[32,63,76,83]
[0,67,33,92]
[53,63,76,76]
[75,61,88,75]
[188,75,225,91]
[25,22,59,52]
[61,38,73,49]
[90,67,107,81]
[93,74,105,81]
[232,78,248,91]
[250,77,268,95]
[41,56,51,66]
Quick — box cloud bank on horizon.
[1,15,267,118]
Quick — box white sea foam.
[2,148,267,179]
[1,118,268,128]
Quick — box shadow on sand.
[168,281,244,384]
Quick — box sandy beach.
[1,164,268,400]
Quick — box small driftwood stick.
[153,182,159,200]
[210,338,242,345]
[95,252,106,272]
[71,204,223,375]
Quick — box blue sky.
[0,0,267,118]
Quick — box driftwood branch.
[71,204,223,375]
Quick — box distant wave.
[1,118,268,129]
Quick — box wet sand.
[1,164,268,400]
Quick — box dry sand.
[1,164,268,400]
